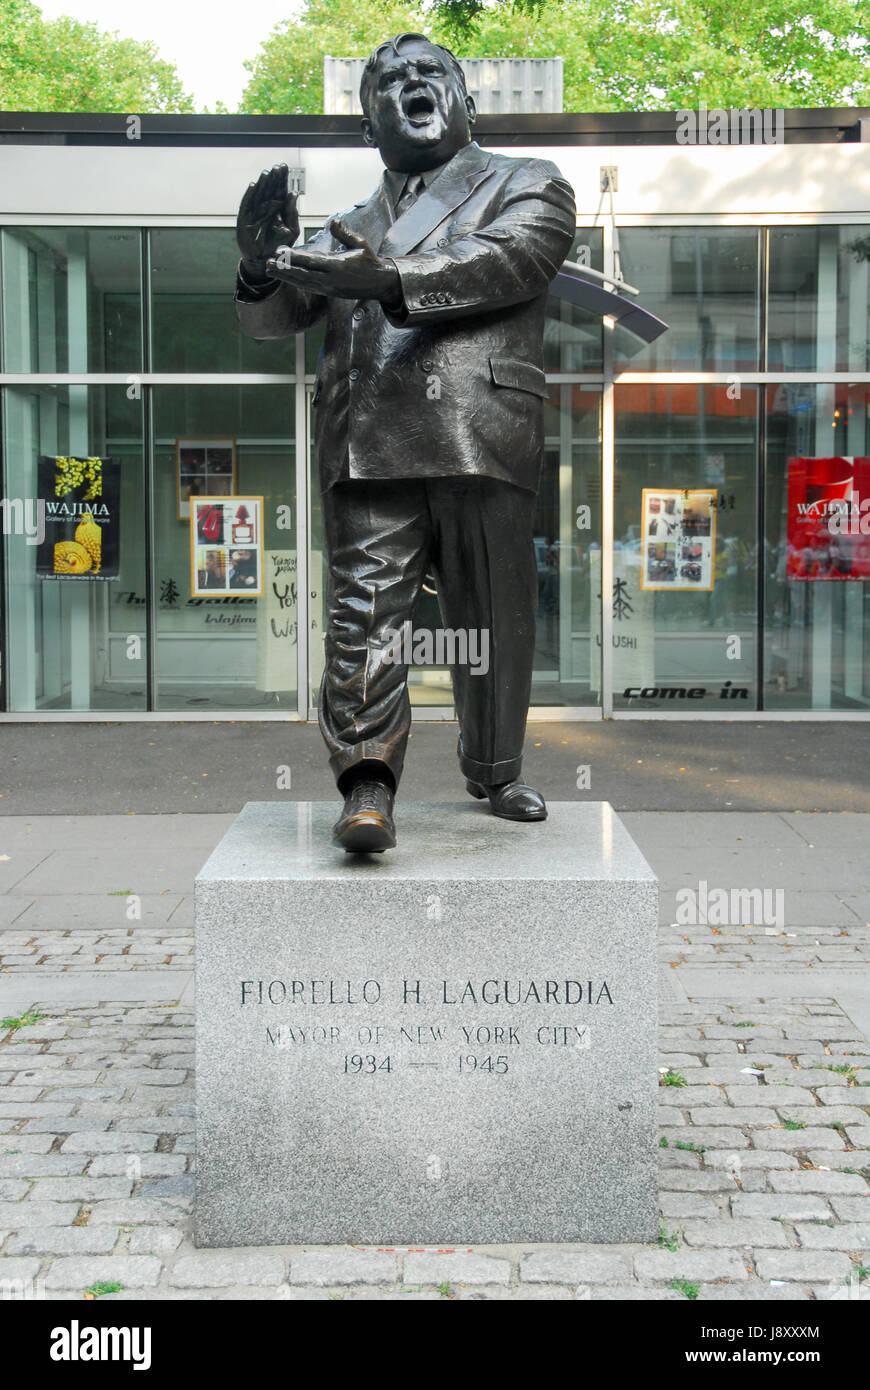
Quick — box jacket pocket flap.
[489,356,549,397]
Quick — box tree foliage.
[0,0,195,112]
[239,0,870,115]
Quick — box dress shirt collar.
[382,157,452,215]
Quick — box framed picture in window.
[640,488,717,590]
[190,496,264,597]
[176,438,237,521]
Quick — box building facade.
[2,108,870,721]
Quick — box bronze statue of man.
[235,32,576,853]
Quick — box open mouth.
[403,90,436,124]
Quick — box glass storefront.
[613,383,759,711]
[1,226,142,374]
[150,229,294,374]
[768,226,870,372]
[765,382,870,710]
[2,215,870,717]
[615,227,760,372]
[1,383,146,711]
[151,385,296,712]
[535,385,601,706]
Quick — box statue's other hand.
[236,163,300,280]
[265,218,402,306]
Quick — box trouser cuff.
[458,744,524,785]
[329,744,401,793]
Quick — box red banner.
[787,456,870,580]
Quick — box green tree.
[239,0,870,115]
[240,0,431,115]
[0,0,195,112]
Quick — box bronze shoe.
[465,778,547,821]
[332,778,396,853]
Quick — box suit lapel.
[378,141,493,257]
[341,182,393,254]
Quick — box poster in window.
[190,496,264,597]
[786,456,870,580]
[36,454,121,581]
[640,488,716,591]
[176,438,237,520]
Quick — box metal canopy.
[552,270,669,344]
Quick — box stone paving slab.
[10,849,207,898]
[620,813,809,852]
[0,853,54,896]
[7,897,187,931]
[0,973,191,1009]
[0,815,235,850]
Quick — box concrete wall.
[3,140,870,223]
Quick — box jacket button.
[437,238,448,247]
[352,307,364,321]
[348,368,360,381]
[421,359,434,372]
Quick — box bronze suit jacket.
[235,140,576,494]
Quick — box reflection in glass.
[614,384,759,709]
[614,227,760,371]
[1,384,146,711]
[544,228,604,373]
[535,386,601,704]
[151,387,296,711]
[764,382,870,710]
[768,227,870,372]
[1,228,141,373]
[150,229,294,373]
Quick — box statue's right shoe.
[331,778,396,853]
[465,777,547,821]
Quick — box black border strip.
[1,107,869,147]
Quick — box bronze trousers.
[318,475,538,791]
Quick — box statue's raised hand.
[237,164,300,280]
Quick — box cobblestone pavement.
[0,1003,867,1301]
[0,930,193,973]
[0,811,868,1301]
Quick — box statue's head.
[359,33,476,172]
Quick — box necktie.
[397,172,425,216]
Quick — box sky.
[36,0,304,110]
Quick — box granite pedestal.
[194,801,658,1246]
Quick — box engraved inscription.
[245,974,612,1075]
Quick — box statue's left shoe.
[465,778,547,821]
[332,778,396,852]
